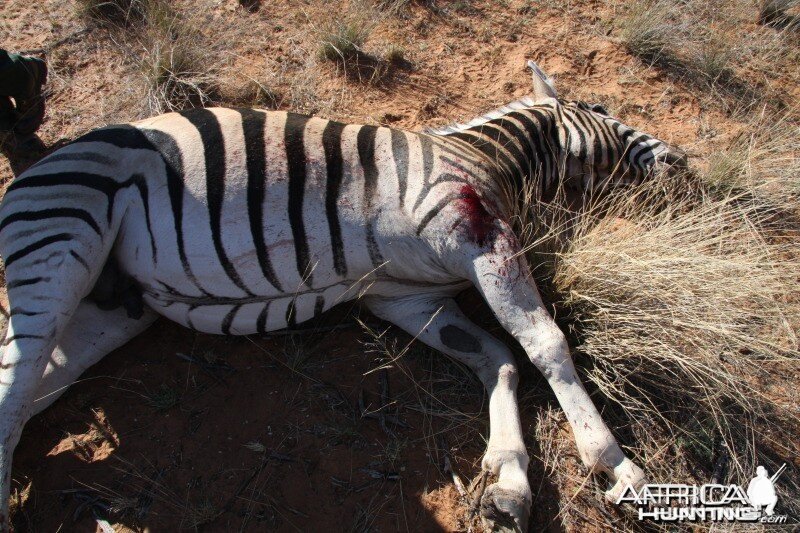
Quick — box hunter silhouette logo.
[747,464,784,517]
[617,463,790,523]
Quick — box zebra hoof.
[604,457,647,504]
[480,483,530,533]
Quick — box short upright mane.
[423,96,537,136]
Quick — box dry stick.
[20,28,91,56]
[771,463,787,484]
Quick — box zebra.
[0,61,686,531]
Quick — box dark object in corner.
[88,257,144,319]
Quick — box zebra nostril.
[664,146,689,170]
[657,146,688,172]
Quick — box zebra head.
[527,60,688,190]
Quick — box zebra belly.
[140,276,469,335]
[142,281,354,335]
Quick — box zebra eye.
[590,104,608,115]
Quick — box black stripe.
[414,171,470,213]
[182,109,255,297]
[412,134,437,212]
[476,123,527,191]
[358,125,380,212]
[632,144,655,170]
[155,278,185,296]
[5,233,73,267]
[598,118,620,166]
[357,125,385,270]
[139,128,211,296]
[70,250,90,271]
[507,111,548,179]
[86,125,211,296]
[186,304,197,330]
[616,125,638,146]
[429,137,494,175]
[554,105,572,187]
[322,120,348,276]
[591,115,614,168]
[565,108,589,161]
[2,334,45,346]
[497,118,535,173]
[541,108,561,187]
[285,298,297,328]
[448,131,518,181]
[75,124,166,149]
[7,172,118,221]
[391,129,409,210]
[415,191,471,236]
[9,308,44,317]
[0,208,101,235]
[221,304,241,335]
[617,132,644,164]
[285,113,313,287]
[128,174,158,264]
[29,151,115,170]
[256,302,270,334]
[241,109,283,292]
[580,113,605,169]
[7,277,50,289]
[314,295,325,316]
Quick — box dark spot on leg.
[440,324,482,353]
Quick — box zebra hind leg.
[31,299,158,416]
[0,247,113,529]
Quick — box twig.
[21,29,91,56]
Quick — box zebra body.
[0,62,686,531]
[9,109,503,335]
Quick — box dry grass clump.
[705,113,800,213]
[759,0,800,28]
[131,1,234,114]
[616,1,677,63]
[316,0,381,64]
[318,20,372,63]
[79,0,235,115]
[76,0,151,27]
[518,171,800,520]
[133,10,221,114]
[314,1,407,85]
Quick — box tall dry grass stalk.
[516,170,800,519]
[706,113,800,213]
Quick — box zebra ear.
[527,60,558,100]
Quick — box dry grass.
[705,112,800,212]
[616,1,677,63]
[317,19,372,63]
[314,0,408,86]
[77,0,237,115]
[615,0,799,114]
[76,0,151,26]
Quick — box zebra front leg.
[31,300,158,415]
[365,295,531,532]
[466,234,646,502]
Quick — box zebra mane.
[422,95,538,136]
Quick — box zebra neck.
[433,105,562,199]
